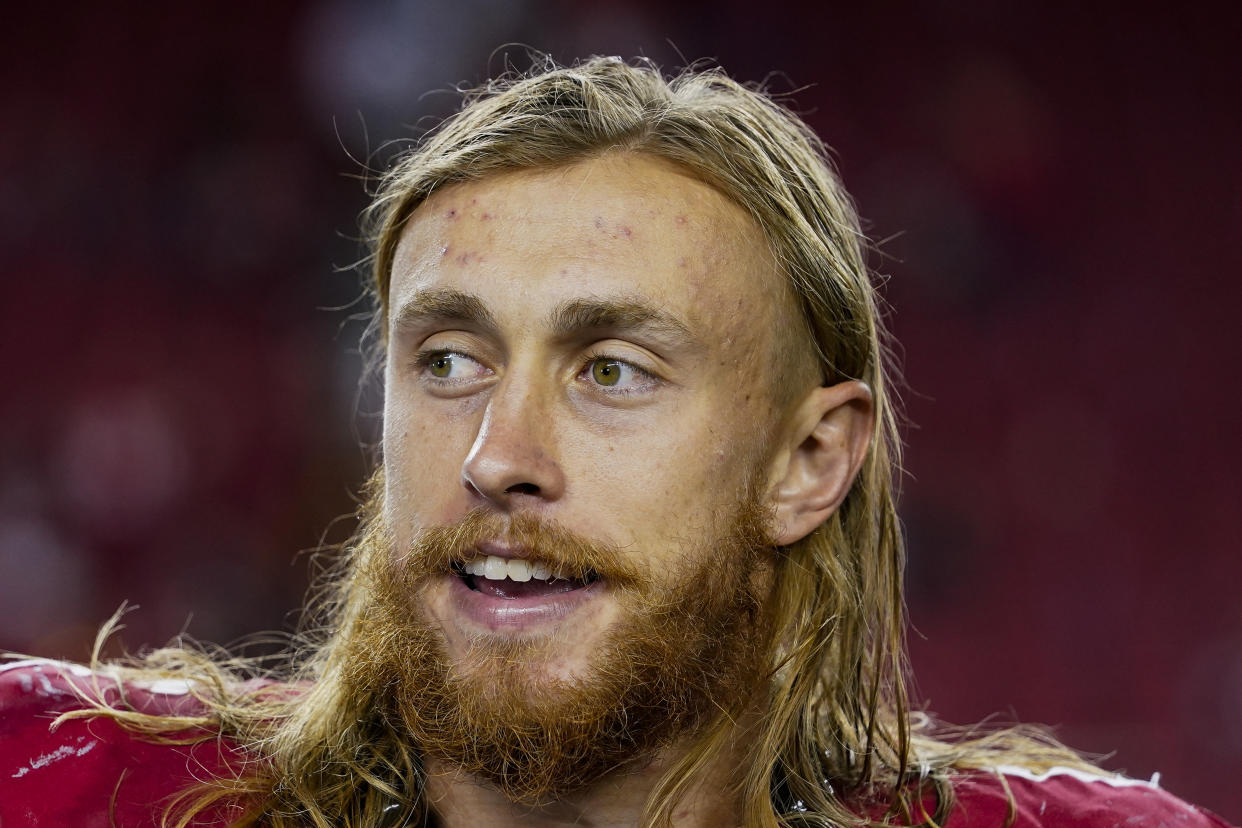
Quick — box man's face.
[376,152,806,798]
[383,153,794,686]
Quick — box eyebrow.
[390,288,697,349]
[390,288,499,337]
[548,296,696,346]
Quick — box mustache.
[392,508,646,588]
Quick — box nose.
[461,376,565,507]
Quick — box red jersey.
[1,658,248,826]
[1,659,1233,827]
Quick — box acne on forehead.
[390,156,792,355]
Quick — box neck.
[423,709,762,828]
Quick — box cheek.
[382,389,480,536]
[560,412,758,550]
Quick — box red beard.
[344,503,776,805]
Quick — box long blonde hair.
[66,56,1091,827]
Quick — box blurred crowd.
[2,0,1238,817]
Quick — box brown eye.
[429,355,453,378]
[590,358,623,386]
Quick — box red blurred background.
[2,2,1238,818]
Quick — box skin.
[383,152,873,827]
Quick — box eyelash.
[578,350,658,394]
[410,348,483,379]
[410,348,659,393]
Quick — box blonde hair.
[67,56,1092,827]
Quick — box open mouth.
[451,556,599,600]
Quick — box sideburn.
[341,499,779,807]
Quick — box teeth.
[463,556,567,582]
[483,555,508,580]
[508,559,532,582]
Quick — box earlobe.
[768,380,874,546]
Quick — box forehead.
[389,153,786,349]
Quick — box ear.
[767,380,874,546]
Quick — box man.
[1,56,1232,827]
